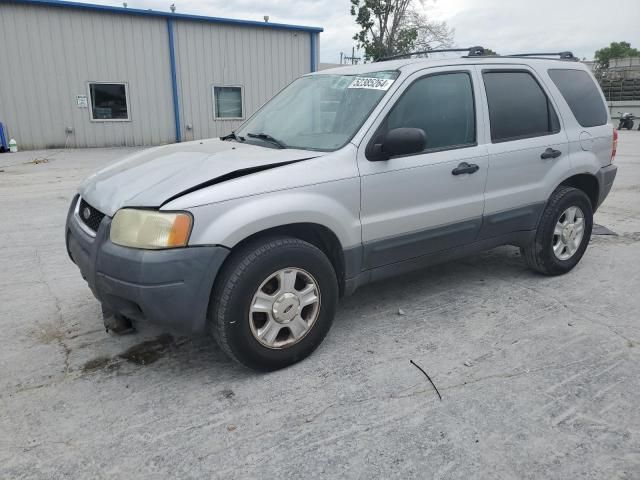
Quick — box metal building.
[0,0,322,149]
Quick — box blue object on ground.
[0,122,7,151]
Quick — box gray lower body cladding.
[357,202,545,273]
[65,196,229,334]
[595,164,617,210]
[343,203,546,294]
[363,218,482,269]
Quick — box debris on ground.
[221,389,235,399]
[464,360,473,367]
[227,425,237,432]
[410,359,442,401]
[398,308,406,316]
[25,157,50,165]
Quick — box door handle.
[452,162,480,175]
[541,148,562,159]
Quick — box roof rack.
[505,51,577,60]
[376,46,485,62]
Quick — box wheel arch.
[188,187,362,297]
[218,222,350,297]
[557,173,599,211]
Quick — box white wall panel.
[0,3,174,149]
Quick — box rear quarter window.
[548,69,608,127]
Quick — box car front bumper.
[65,196,229,334]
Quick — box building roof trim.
[3,0,324,33]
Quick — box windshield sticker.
[348,77,394,91]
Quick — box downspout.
[167,17,181,143]
[310,32,318,72]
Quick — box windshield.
[235,71,399,152]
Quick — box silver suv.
[66,49,618,371]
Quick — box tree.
[594,41,639,75]
[350,0,454,61]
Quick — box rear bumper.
[595,164,618,210]
[65,196,229,334]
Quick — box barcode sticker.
[348,77,395,91]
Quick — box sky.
[83,0,640,63]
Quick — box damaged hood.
[79,139,320,216]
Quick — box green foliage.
[594,42,639,71]
[350,0,453,61]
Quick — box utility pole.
[340,48,361,65]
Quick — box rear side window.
[384,72,476,151]
[483,71,560,143]
[548,69,608,127]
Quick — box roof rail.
[505,51,577,60]
[376,46,485,62]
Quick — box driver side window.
[384,72,476,152]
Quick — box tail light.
[612,128,618,163]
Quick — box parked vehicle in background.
[66,48,618,371]
[617,112,635,130]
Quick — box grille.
[78,199,105,232]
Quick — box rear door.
[476,65,570,239]
[357,67,489,270]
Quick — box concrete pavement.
[1,133,638,479]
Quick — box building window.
[88,82,130,121]
[213,86,243,119]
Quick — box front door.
[357,68,489,270]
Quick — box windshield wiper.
[221,131,245,142]
[246,132,287,149]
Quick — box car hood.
[79,139,321,216]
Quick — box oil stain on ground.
[82,356,119,374]
[81,333,176,373]
[117,333,175,365]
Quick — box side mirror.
[368,127,426,161]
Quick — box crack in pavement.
[34,249,72,375]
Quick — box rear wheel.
[521,186,593,275]
[209,236,338,371]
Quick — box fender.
[184,177,362,250]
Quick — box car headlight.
[110,209,193,249]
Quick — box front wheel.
[209,236,338,371]
[521,186,593,275]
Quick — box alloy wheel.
[248,267,321,349]
[552,206,585,260]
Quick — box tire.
[521,186,593,276]
[209,236,338,371]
